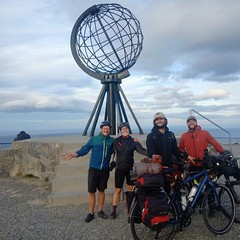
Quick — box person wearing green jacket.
[64,120,114,222]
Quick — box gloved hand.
[109,161,116,171]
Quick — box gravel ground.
[0,176,239,240]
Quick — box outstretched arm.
[64,152,78,160]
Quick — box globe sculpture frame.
[70,3,144,136]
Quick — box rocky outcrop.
[0,140,62,181]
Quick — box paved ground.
[0,175,240,240]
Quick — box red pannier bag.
[141,189,170,229]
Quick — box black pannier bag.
[202,150,216,169]
[215,153,240,180]
[231,158,240,180]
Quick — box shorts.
[115,169,134,188]
[88,167,110,193]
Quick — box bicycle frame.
[129,167,236,239]
[171,169,217,214]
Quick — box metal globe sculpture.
[70,3,144,135]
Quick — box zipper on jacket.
[191,133,197,159]
[100,138,107,170]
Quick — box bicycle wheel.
[202,184,235,234]
[228,180,240,223]
[233,183,240,223]
[130,198,178,240]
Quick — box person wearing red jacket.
[179,116,225,165]
[179,115,226,217]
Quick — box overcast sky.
[1,0,240,135]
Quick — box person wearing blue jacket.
[64,121,114,223]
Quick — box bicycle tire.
[130,198,178,240]
[202,184,235,235]
[225,179,240,223]
[232,183,240,223]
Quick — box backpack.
[138,187,170,230]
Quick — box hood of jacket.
[151,125,169,135]
[188,125,201,133]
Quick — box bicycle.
[129,164,236,240]
[213,151,240,223]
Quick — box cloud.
[136,1,240,81]
[0,0,240,132]
[0,88,95,113]
[196,89,229,100]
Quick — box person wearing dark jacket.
[110,122,147,219]
[64,121,114,223]
[146,112,182,194]
[146,112,181,167]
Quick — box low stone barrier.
[0,135,147,205]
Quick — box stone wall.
[0,135,147,206]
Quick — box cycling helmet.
[119,122,130,130]
[100,120,112,128]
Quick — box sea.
[1,127,240,150]
[0,130,82,150]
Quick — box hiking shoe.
[98,210,108,219]
[110,212,116,219]
[85,213,94,223]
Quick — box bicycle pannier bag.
[141,189,170,229]
[135,173,165,188]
